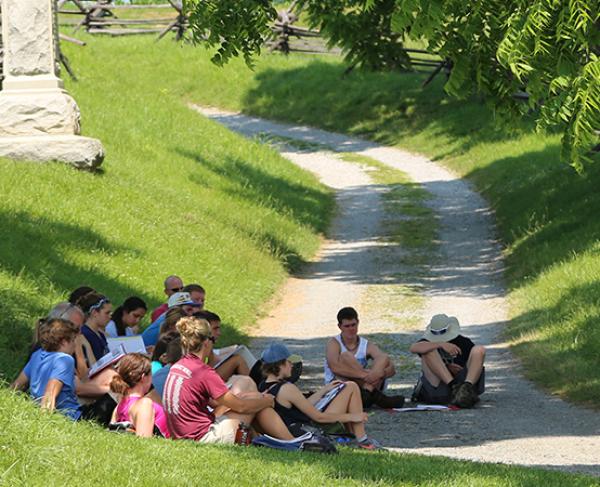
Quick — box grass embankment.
[134,38,600,407]
[2,390,596,487]
[0,36,333,381]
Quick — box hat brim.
[169,300,201,308]
[288,354,302,363]
[423,322,460,343]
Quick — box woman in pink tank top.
[109,353,170,438]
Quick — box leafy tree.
[185,0,599,169]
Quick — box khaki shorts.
[199,416,239,444]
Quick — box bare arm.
[365,343,392,382]
[41,379,64,412]
[214,390,274,414]
[326,339,368,380]
[130,397,155,438]
[409,341,460,356]
[10,371,29,392]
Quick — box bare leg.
[337,352,371,389]
[465,346,485,384]
[253,407,294,440]
[421,350,453,386]
[324,382,366,438]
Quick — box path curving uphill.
[193,105,600,477]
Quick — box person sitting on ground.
[409,314,486,408]
[158,307,186,337]
[142,292,200,347]
[11,318,83,419]
[182,283,206,309]
[163,316,294,443]
[150,331,179,374]
[105,296,147,338]
[110,353,170,438]
[68,286,95,306]
[193,310,255,381]
[259,342,383,449]
[324,307,404,409]
[150,275,184,322]
[152,336,182,398]
[77,292,113,367]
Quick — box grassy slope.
[2,390,596,486]
[153,41,600,407]
[0,36,333,380]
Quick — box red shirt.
[151,303,168,323]
[162,353,229,441]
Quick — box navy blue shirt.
[81,324,108,364]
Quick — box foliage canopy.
[185,0,599,169]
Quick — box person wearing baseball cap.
[141,292,200,347]
[258,341,384,450]
[409,314,486,408]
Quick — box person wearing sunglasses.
[324,307,405,409]
[409,314,486,408]
[150,275,184,322]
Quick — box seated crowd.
[10,274,486,450]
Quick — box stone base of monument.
[0,135,105,170]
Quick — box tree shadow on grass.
[0,210,147,379]
[240,61,530,158]
[465,144,600,289]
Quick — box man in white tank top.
[324,307,404,409]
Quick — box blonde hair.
[176,316,211,354]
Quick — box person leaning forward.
[409,314,486,408]
[324,307,404,409]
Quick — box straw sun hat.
[423,314,461,342]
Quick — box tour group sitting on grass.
[10,275,486,450]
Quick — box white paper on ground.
[392,404,450,412]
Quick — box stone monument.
[0,0,104,169]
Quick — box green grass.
[117,36,600,407]
[2,390,597,486]
[0,35,333,382]
[1,33,598,485]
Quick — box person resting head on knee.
[110,353,170,438]
[409,314,486,408]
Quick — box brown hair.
[151,331,179,362]
[260,359,287,378]
[160,307,186,335]
[176,316,211,354]
[109,353,151,395]
[182,283,205,294]
[39,319,80,352]
[76,291,110,316]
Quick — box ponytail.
[109,353,151,395]
[109,374,130,395]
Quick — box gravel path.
[193,105,600,477]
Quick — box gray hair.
[47,301,85,322]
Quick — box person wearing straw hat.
[409,314,486,408]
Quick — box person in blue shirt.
[141,292,199,347]
[13,318,82,419]
[152,335,182,397]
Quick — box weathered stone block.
[0,135,105,170]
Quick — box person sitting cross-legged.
[110,353,170,438]
[324,307,405,409]
[259,342,384,450]
[409,314,486,408]
[162,316,294,443]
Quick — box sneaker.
[357,438,387,451]
[451,382,478,408]
[371,388,405,409]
